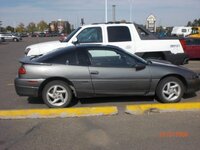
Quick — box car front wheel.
[156,77,185,103]
[42,80,72,108]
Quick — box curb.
[125,102,200,114]
[0,106,118,119]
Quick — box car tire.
[42,80,72,108]
[156,77,185,103]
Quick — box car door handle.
[90,71,99,75]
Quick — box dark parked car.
[46,32,60,37]
[20,33,29,37]
[38,32,47,37]
[15,45,200,108]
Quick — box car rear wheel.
[156,77,185,103]
[42,80,72,108]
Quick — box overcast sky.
[0,0,200,28]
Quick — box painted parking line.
[126,102,200,114]
[0,106,118,119]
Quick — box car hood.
[148,59,172,65]
[26,40,70,56]
[149,59,196,75]
[150,59,181,68]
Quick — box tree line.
[187,18,200,27]
[1,20,72,34]
[1,18,199,34]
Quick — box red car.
[180,38,200,59]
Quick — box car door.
[44,48,94,97]
[87,47,151,96]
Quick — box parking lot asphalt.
[0,112,200,150]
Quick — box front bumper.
[15,78,45,97]
[185,75,200,94]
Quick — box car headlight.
[25,48,31,55]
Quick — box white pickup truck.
[25,23,188,65]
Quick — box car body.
[180,38,200,59]
[15,45,200,108]
[0,33,22,42]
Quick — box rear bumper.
[15,78,45,97]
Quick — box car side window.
[77,50,90,66]
[77,27,102,43]
[88,48,137,67]
[107,26,131,42]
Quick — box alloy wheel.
[46,85,68,107]
[162,81,181,101]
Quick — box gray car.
[0,33,22,42]
[15,45,200,108]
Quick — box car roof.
[74,44,121,49]
[36,44,123,59]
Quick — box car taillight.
[179,39,186,50]
[18,66,26,75]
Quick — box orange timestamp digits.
[160,131,189,138]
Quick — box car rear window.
[34,46,91,66]
[35,47,78,65]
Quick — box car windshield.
[62,27,81,42]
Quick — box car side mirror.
[72,37,79,45]
[135,63,146,71]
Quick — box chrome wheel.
[156,77,184,103]
[162,82,181,101]
[46,85,68,106]
[43,80,72,108]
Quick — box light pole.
[112,5,116,22]
[129,0,133,22]
[0,21,2,32]
[105,0,108,23]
